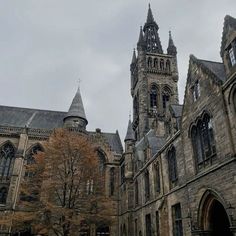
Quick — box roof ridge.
[198,59,223,64]
[0,105,67,114]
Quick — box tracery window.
[144,170,150,201]
[110,167,115,196]
[0,187,7,204]
[172,203,183,236]
[0,142,15,178]
[168,147,178,183]
[191,113,216,165]
[150,85,158,109]
[25,144,43,178]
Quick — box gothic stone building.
[0,5,236,236]
[119,6,236,236]
[0,87,123,235]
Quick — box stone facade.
[119,7,236,236]
[0,5,236,236]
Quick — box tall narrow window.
[135,180,139,206]
[193,81,200,102]
[144,170,150,201]
[166,59,171,72]
[0,142,15,178]
[97,150,106,172]
[145,214,152,236]
[147,57,152,68]
[110,167,115,196]
[154,58,158,68]
[156,211,160,236]
[160,59,164,70]
[134,95,139,118]
[162,87,171,110]
[134,219,138,236]
[229,47,236,66]
[150,85,158,109]
[154,164,161,192]
[121,164,125,184]
[172,203,183,236]
[168,147,178,183]
[0,187,7,204]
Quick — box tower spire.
[167,31,177,56]
[143,4,163,53]
[64,85,88,130]
[131,48,136,64]
[137,26,146,49]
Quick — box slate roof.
[170,104,183,118]
[0,105,65,129]
[0,105,123,155]
[199,59,226,82]
[65,87,87,123]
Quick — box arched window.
[0,142,15,178]
[160,59,164,70]
[191,113,216,166]
[147,57,152,68]
[135,180,139,206]
[144,170,150,201]
[162,87,171,110]
[168,147,177,183]
[150,85,158,109]
[0,187,7,204]
[166,59,171,72]
[97,150,106,172]
[110,167,115,196]
[25,144,43,178]
[154,58,158,68]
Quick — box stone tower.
[130,4,179,140]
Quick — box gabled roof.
[221,15,236,57]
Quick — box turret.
[63,86,88,130]
[137,26,146,52]
[167,31,177,56]
[124,119,135,179]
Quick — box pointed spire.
[146,3,155,24]
[137,26,146,49]
[167,31,177,56]
[125,119,135,142]
[131,49,136,64]
[64,86,88,125]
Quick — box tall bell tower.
[130,4,179,140]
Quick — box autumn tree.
[11,128,112,236]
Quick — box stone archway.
[199,191,233,236]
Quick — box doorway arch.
[198,190,233,236]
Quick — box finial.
[148,3,151,9]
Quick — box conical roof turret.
[167,31,177,56]
[125,119,135,142]
[137,26,146,49]
[64,86,88,127]
[146,3,155,24]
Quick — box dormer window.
[229,46,236,66]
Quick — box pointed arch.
[228,82,236,113]
[150,84,158,109]
[0,141,16,178]
[160,59,164,70]
[162,86,172,110]
[154,58,158,68]
[147,57,152,68]
[198,189,233,234]
[96,148,107,172]
[166,59,171,72]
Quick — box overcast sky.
[0,0,236,142]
